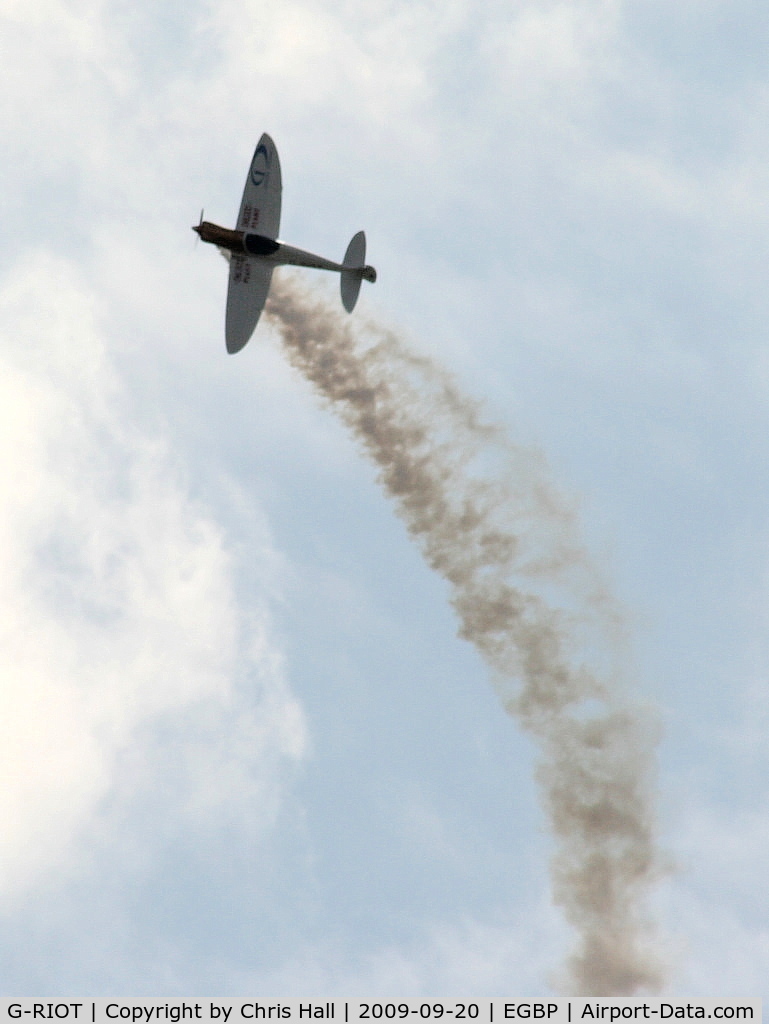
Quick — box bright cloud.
[0,253,305,905]
[2,0,769,997]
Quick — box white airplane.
[194,134,377,354]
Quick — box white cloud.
[221,904,564,995]
[0,252,306,904]
[659,881,769,995]
[3,0,769,996]
[0,0,130,169]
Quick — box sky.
[1,0,769,997]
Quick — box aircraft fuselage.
[193,220,376,281]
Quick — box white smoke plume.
[265,274,667,995]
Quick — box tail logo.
[250,143,271,187]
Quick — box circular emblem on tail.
[250,143,270,187]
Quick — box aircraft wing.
[225,256,273,354]
[236,133,282,239]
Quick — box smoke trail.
[264,274,667,995]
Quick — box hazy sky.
[2,0,769,996]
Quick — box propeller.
[193,208,204,246]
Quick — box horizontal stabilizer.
[341,231,366,313]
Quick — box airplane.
[194,134,377,354]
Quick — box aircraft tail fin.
[340,231,376,312]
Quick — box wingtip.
[226,335,250,355]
